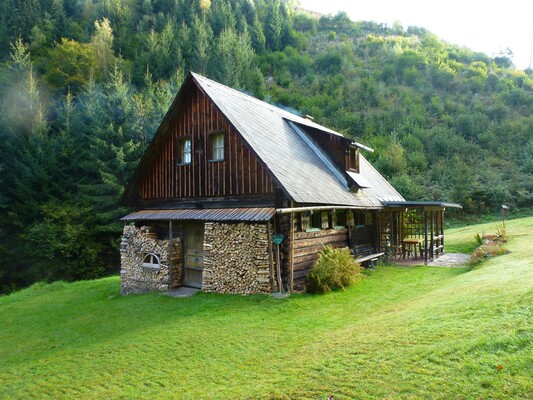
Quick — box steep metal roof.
[191,73,404,207]
[357,155,405,203]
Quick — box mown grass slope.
[1,217,532,399]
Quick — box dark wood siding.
[292,228,349,291]
[303,126,350,171]
[139,86,276,202]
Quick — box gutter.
[276,205,383,214]
[351,141,374,153]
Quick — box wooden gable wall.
[301,125,351,172]
[137,84,276,205]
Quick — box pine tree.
[211,26,257,89]
[265,0,283,51]
[189,16,213,74]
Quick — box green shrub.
[307,246,363,294]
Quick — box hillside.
[0,0,532,293]
[1,217,532,398]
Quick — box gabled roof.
[122,72,404,208]
[191,73,404,207]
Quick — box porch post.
[440,209,444,254]
[168,220,173,289]
[430,210,434,259]
[289,211,295,293]
[388,211,393,256]
[424,209,428,265]
[267,221,275,292]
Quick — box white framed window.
[177,137,191,164]
[210,132,224,161]
[142,253,161,269]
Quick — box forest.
[1,0,532,293]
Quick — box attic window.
[348,147,359,172]
[176,137,192,165]
[209,131,225,161]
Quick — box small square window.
[177,138,191,164]
[209,132,224,161]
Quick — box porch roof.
[121,207,276,222]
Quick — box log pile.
[202,222,272,294]
[120,225,183,295]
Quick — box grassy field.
[1,217,532,399]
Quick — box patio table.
[403,238,424,260]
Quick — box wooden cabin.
[119,72,459,295]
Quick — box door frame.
[182,221,205,288]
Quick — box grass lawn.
[1,217,532,399]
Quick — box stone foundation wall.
[202,222,274,294]
[120,225,183,295]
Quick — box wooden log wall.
[139,86,275,201]
[292,228,349,291]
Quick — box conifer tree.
[189,16,213,74]
[265,0,283,50]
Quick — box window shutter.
[321,211,329,229]
[346,211,355,227]
[301,213,310,231]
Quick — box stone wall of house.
[202,222,275,294]
[120,225,183,295]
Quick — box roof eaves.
[382,201,462,209]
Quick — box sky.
[299,0,533,70]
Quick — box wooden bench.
[352,243,384,268]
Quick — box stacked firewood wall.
[120,225,183,295]
[202,222,273,294]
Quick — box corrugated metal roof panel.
[121,207,276,222]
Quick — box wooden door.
[182,222,205,288]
